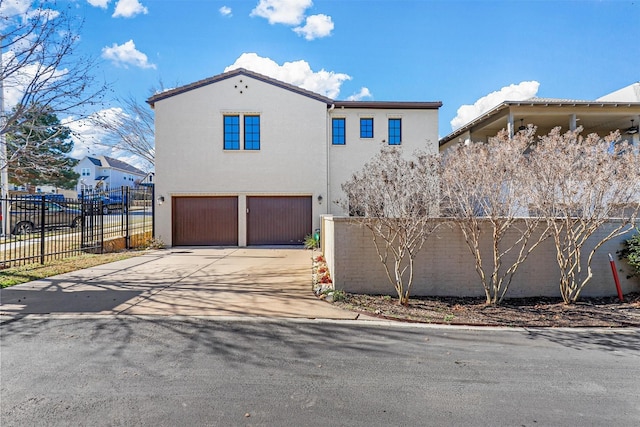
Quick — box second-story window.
[81,168,90,176]
[244,115,260,150]
[388,118,402,145]
[224,115,240,150]
[332,118,346,145]
[360,118,373,138]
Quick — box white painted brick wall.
[322,217,640,298]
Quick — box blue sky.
[4,0,640,169]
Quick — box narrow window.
[360,118,373,138]
[224,115,240,150]
[388,118,402,145]
[332,118,346,145]
[244,115,260,150]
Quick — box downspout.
[326,104,334,215]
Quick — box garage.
[247,196,312,245]
[172,196,238,246]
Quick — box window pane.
[224,115,240,150]
[360,118,373,138]
[332,118,345,145]
[388,118,401,145]
[244,115,260,150]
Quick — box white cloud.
[293,14,333,40]
[65,113,113,160]
[219,6,232,17]
[347,87,373,101]
[224,52,351,99]
[112,0,148,18]
[0,0,31,16]
[0,1,59,30]
[1,51,34,108]
[101,40,156,69]
[250,0,311,25]
[450,81,540,131]
[87,0,111,8]
[1,50,67,109]
[65,110,151,171]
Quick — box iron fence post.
[125,186,130,249]
[100,200,104,253]
[40,195,45,264]
[151,184,155,238]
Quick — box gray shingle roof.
[102,156,146,175]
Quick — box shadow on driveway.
[0,248,356,320]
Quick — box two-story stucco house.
[147,68,441,247]
[75,155,147,195]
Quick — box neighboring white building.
[147,68,441,247]
[75,155,147,195]
[439,82,640,151]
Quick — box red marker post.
[608,253,624,303]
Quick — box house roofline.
[146,68,442,110]
[439,99,640,147]
[332,101,442,110]
[147,68,335,107]
[81,155,147,176]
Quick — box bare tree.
[441,127,550,305]
[526,127,640,304]
[1,0,105,179]
[89,94,155,169]
[341,147,441,305]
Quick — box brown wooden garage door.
[172,196,238,246]
[247,196,312,245]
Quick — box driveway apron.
[0,248,358,320]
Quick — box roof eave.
[438,100,640,146]
[146,68,334,107]
[332,101,442,110]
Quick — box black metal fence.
[0,186,154,268]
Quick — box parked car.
[79,193,128,215]
[9,199,83,235]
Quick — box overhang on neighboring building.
[439,83,640,151]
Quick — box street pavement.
[1,248,639,426]
[2,317,639,426]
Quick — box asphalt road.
[1,317,639,427]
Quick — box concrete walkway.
[0,248,360,320]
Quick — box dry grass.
[0,251,142,288]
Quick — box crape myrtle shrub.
[342,126,639,305]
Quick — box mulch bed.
[332,292,640,327]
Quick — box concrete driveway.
[0,248,358,320]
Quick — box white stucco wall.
[327,108,439,215]
[153,73,329,246]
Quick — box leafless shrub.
[441,127,550,305]
[341,147,441,305]
[526,127,640,303]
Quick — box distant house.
[439,82,640,151]
[147,68,441,247]
[75,155,147,194]
[140,172,155,187]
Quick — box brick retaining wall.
[322,216,640,298]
